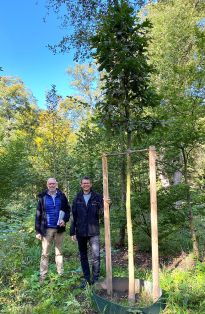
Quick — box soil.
[109,247,195,271]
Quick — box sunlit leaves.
[91,0,158,138]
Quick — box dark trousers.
[77,235,100,283]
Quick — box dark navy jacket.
[70,190,103,237]
[35,189,70,236]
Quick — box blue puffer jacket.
[35,189,70,236]
[70,190,103,237]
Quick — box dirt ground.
[110,247,196,271]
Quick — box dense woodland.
[1,0,205,313]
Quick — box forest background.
[1,0,205,313]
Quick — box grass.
[0,206,96,314]
[160,262,205,314]
[1,203,205,313]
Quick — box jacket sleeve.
[35,199,42,234]
[62,194,71,223]
[70,198,77,236]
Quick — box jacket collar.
[38,189,62,198]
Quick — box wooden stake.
[126,151,135,302]
[149,146,160,302]
[102,154,113,296]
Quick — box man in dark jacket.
[35,178,70,282]
[70,176,103,288]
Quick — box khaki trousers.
[40,228,64,278]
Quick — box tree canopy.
[46,0,147,60]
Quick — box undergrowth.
[1,202,205,313]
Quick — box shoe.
[91,278,98,285]
[76,279,90,289]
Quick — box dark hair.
[81,176,92,183]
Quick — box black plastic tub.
[92,277,166,314]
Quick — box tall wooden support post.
[149,146,160,302]
[102,154,113,296]
[126,151,135,302]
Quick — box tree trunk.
[126,132,135,303]
[188,199,199,258]
[181,147,199,258]
[52,113,56,177]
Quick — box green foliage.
[1,1,205,312]
[46,0,146,60]
[0,201,95,314]
[140,0,205,256]
[145,0,205,149]
[0,76,39,208]
[0,137,32,205]
[34,85,75,184]
[160,261,205,314]
[66,63,102,109]
[1,199,205,313]
[91,0,158,137]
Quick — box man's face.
[81,179,92,193]
[47,179,57,193]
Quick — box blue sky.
[0,0,75,108]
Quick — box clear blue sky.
[0,0,75,108]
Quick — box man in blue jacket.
[35,178,70,282]
[70,176,103,288]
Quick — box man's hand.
[59,220,65,227]
[36,233,42,241]
[104,198,112,206]
[71,235,77,242]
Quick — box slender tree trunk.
[181,147,199,258]
[126,132,135,303]
[52,114,56,177]
[188,197,199,258]
[118,157,126,247]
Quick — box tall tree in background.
[34,85,75,194]
[45,84,59,176]
[145,0,205,257]
[0,77,38,208]
[66,63,102,109]
[0,77,37,139]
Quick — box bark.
[181,147,199,258]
